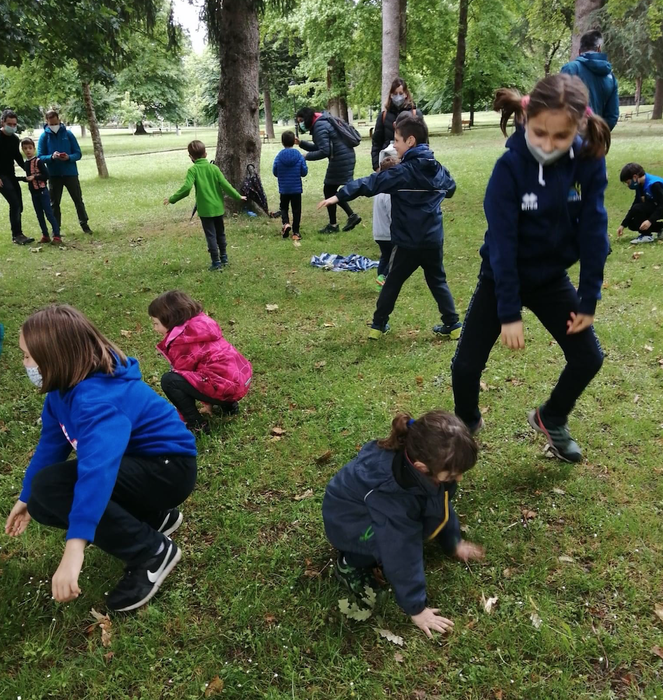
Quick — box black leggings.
[323,183,354,225]
[161,371,237,425]
[280,193,302,234]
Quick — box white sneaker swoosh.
[147,543,171,584]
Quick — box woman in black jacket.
[296,107,361,234]
[371,78,424,172]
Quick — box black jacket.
[371,104,424,171]
[299,111,356,186]
[0,132,24,178]
[19,156,49,191]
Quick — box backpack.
[327,115,362,148]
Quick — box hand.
[411,607,454,638]
[317,196,339,210]
[566,312,594,335]
[640,219,652,232]
[52,539,85,603]
[617,225,624,237]
[454,540,485,562]
[199,402,213,416]
[59,153,70,161]
[163,197,169,206]
[53,151,60,159]
[5,500,31,537]
[241,195,248,201]
[26,175,35,182]
[294,138,300,146]
[500,321,524,350]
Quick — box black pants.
[27,454,197,566]
[373,244,459,328]
[323,183,354,225]
[280,193,302,234]
[0,175,23,239]
[31,188,60,237]
[200,215,226,263]
[451,274,604,429]
[623,201,663,233]
[49,175,89,229]
[376,240,393,277]
[161,371,236,425]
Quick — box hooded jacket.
[370,103,424,171]
[37,124,82,177]
[157,313,252,403]
[169,158,242,218]
[561,53,619,130]
[20,357,197,543]
[480,126,609,324]
[622,173,663,227]
[298,111,356,186]
[337,143,456,249]
[323,441,461,616]
[272,147,308,194]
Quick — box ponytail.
[377,412,412,451]
[494,88,525,137]
[582,111,611,159]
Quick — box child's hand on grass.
[566,312,593,335]
[318,196,339,210]
[52,539,85,603]
[5,500,31,536]
[411,607,454,638]
[500,320,524,350]
[454,540,485,562]
[617,225,624,237]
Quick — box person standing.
[37,109,92,235]
[0,109,34,245]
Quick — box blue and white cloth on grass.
[310,253,379,272]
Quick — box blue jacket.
[323,441,461,616]
[20,357,197,542]
[299,111,356,185]
[272,147,308,194]
[480,126,609,324]
[37,124,82,177]
[561,53,619,130]
[623,173,663,226]
[337,144,456,249]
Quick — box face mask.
[629,179,639,190]
[3,125,17,136]
[391,94,406,107]
[524,128,567,166]
[298,122,307,133]
[26,365,43,388]
[50,124,60,134]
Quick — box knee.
[160,371,177,393]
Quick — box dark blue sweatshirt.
[20,357,197,542]
[272,147,308,194]
[322,441,461,616]
[337,144,456,249]
[480,127,609,324]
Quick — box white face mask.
[525,128,567,166]
[391,94,406,107]
[49,124,60,134]
[3,125,17,136]
[26,365,43,388]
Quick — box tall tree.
[450,0,470,134]
[570,0,606,58]
[382,0,401,106]
[399,0,408,62]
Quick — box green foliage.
[184,48,219,126]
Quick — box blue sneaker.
[368,323,390,340]
[433,321,462,340]
[209,262,223,272]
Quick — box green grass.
[1,120,663,700]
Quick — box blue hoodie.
[480,127,609,324]
[337,144,456,249]
[20,357,197,542]
[272,147,308,194]
[37,124,82,177]
[561,53,619,131]
[323,441,461,616]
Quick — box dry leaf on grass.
[375,628,404,646]
[493,690,504,700]
[651,646,663,660]
[294,488,314,501]
[323,322,335,328]
[502,568,513,579]
[338,598,373,621]
[314,360,327,369]
[270,427,286,437]
[120,329,132,338]
[632,251,644,260]
[552,487,566,496]
[265,304,279,312]
[264,613,277,625]
[394,652,404,663]
[415,376,424,386]
[205,676,225,696]
[303,558,320,578]
[481,594,499,614]
[521,508,537,520]
[634,394,640,404]
[558,555,575,564]
[480,381,489,391]
[654,603,663,623]
[644,344,654,352]
[103,651,114,663]
[315,450,333,464]
[89,608,112,647]
[530,612,543,629]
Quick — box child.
[323,410,484,638]
[372,155,399,287]
[617,162,663,244]
[452,74,610,463]
[20,137,61,244]
[148,290,253,434]
[319,112,461,340]
[164,141,246,271]
[4,305,197,612]
[273,130,308,241]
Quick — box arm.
[430,501,461,556]
[216,168,242,200]
[337,166,408,204]
[298,139,316,152]
[302,123,331,162]
[604,75,619,131]
[370,113,385,171]
[272,155,278,177]
[560,61,578,76]
[169,167,196,204]
[440,165,457,199]
[300,154,308,177]
[36,159,49,182]
[37,133,52,162]
[13,140,24,170]
[66,131,82,162]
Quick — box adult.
[37,109,92,234]
[371,78,424,172]
[0,109,34,245]
[295,107,361,234]
[561,30,619,131]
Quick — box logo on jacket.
[521,193,538,211]
[567,183,582,202]
[359,525,374,542]
[60,423,78,450]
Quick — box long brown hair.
[385,77,413,111]
[378,410,478,476]
[22,305,127,393]
[494,74,611,159]
[148,290,203,331]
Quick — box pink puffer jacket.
[157,313,252,402]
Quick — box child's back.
[273,147,308,194]
[170,158,233,218]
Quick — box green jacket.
[169,158,242,217]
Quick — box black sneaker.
[221,401,240,416]
[334,554,379,596]
[82,225,93,235]
[106,539,181,612]
[281,223,291,238]
[342,213,362,232]
[208,262,223,272]
[318,224,340,234]
[156,509,183,536]
[220,255,229,266]
[527,407,582,463]
[433,321,462,340]
[13,234,34,245]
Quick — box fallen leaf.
[460,524,470,533]
[502,568,513,579]
[294,488,314,501]
[558,555,575,564]
[481,594,499,614]
[654,265,661,270]
[303,558,320,578]
[552,488,566,496]
[632,251,644,260]
[645,344,654,352]
[375,628,404,646]
[651,646,663,660]
[394,652,404,663]
[521,508,537,520]
[90,608,112,647]
[265,304,279,312]
[314,360,327,369]
[315,450,333,464]
[264,613,276,625]
[338,598,373,621]
[271,427,286,437]
[95,292,102,297]
[480,406,490,415]
[415,376,424,386]
[56,287,65,293]
[494,691,504,700]
[205,676,225,696]
[530,612,543,629]
[30,246,43,253]
[268,435,282,442]
[55,272,62,277]
[293,240,301,248]
[120,329,132,338]
[104,651,114,663]
[323,322,335,328]
[634,394,640,404]
[480,381,489,391]
[411,691,427,700]
[654,603,663,623]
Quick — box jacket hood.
[402,143,439,174]
[88,355,141,382]
[278,147,303,165]
[165,313,221,347]
[577,53,613,76]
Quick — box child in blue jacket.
[5,305,197,612]
[617,162,663,243]
[323,410,484,639]
[273,130,308,241]
[452,74,611,463]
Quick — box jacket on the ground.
[561,53,619,131]
[322,440,461,617]
[272,147,308,194]
[480,126,609,324]
[299,111,356,185]
[370,103,424,171]
[21,156,49,191]
[622,173,663,226]
[0,131,24,177]
[157,313,252,403]
[37,124,82,177]
[169,158,242,218]
[20,357,197,543]
[337,143,456,249]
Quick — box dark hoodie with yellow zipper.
[322,440,461,616]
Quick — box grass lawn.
[1,118,663,700]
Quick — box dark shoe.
[40,235,51,244]
[334,555,379,597]
[52,236,63,245]
[281,223,291,239]
[342,213,362,232]
[433,321,462,340]
[220,255,229,266]
[527,407,582,463]
[318,224,340,234]
[13,234,34,245]
[469,417,485,436]
[221,401,240,416]
[106,538,181,612]
[368,323,390,340]
[208,262,223,272]
[82,225,93,235]
[156,509,183,537]
[187,419,210,435]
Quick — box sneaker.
[52,236,63,245]
[334,555,379,597]
[40,235,51,244]
[527,407,582,463]
[106,539,181,612]
[281,223,291,239]
[220,255,229,266]
[156,509,183,537]
[368,323,390,340]
[13,234,34,245]
[221,401,240,416]
[342,213,362,232]
[630,234,654,244]
[208,262,223,272]
[433,321,462,340]
[376,274,386,287]
[318,224,340,234]
[470,417,485,436]
[82,225,93,235]
[292,233,302,242]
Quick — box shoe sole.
[158,511,183,537]
[342,217,362,232]
[433,328,462,340]
[527,410,580,464]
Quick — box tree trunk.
[381,0,401,107]
[326,59,349,121]
[81,81,109,179]
[450,0,469,135]
[214,0,261,212]
[134,121,148,135]
[399,0,407,63]
[634,77,642,114]
[570,0,605,59]
[80,124,87,138]
[469,92,475,127]
[263,86,275,139]
[653,78,663,120]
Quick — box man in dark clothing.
[0,109,34,245]
[618,162,663,243]
[561,30,619,130]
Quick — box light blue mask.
[26,365,43,388]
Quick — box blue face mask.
[629,179,639,190]
[298,122,307,134]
